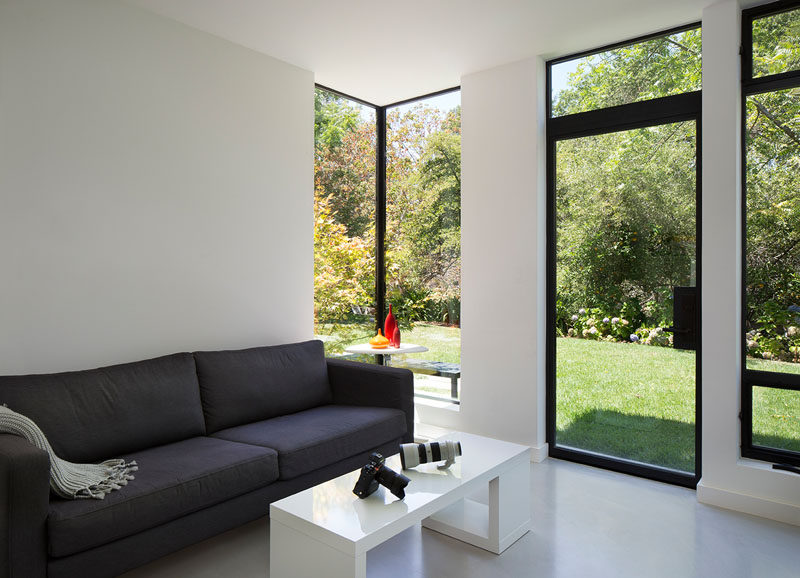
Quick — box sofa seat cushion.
[47,437,278,558]
[212,405,407,480]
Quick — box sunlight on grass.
[752,387,800,453]
[744,359,800,452]
[556,337,696,472]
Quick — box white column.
[415,57,549,462]
[699,0,800,525]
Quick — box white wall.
[698,0,800,525]
[0,0,314,374]
[416,58,549,460]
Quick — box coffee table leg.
[422,456,531,554]
[270,519,366,578]
[487,457,531,553]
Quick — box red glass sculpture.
[384,305,397,347]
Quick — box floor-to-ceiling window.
[313,87,377,352]
[547,25,702,486]
[741,0,800,467]
[314,86,462,404]
[385,91,461,403]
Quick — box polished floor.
[121,458,800,578]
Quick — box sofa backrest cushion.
[194,340,332,433]
[0,353,205,463]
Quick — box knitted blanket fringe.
[0,405,137,500]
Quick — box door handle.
[663,326,690,334]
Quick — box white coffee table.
[269,432,531,578]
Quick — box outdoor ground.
[317,322,800,465]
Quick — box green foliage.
[752,8,800,78]
[313,193,374,323]
[556,122,697,331]
[386,105,462,316]
[387,287,430,326]
[388,287,461,328]
[554,28,704,351]
[552,29,701,117]
[314,88,461,331]
[744,6,800,367]
[315,90,360,151]
[313,88,376,323]
[745,300,800,362]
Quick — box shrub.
[564,306,671,348]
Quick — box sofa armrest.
[326,359,414,443]
[0,434,50,578]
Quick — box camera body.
[352,452,410,500]
[400,440,462,470]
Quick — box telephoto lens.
[400,440,462,470]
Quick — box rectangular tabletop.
[269,431,530,557]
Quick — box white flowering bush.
[564,307,672,347]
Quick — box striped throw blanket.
[0,405,137,499]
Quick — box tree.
[556,123,697,325]
[313,192,374,320]
[552,29,701,117]
[744,7,800,342]
[314,89,376,326]
[313,88,462,328]
[553,30,701,326]
[386,104,462,314]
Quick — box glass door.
[553,121,698,479]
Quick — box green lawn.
[558,338,800,470]
[746,358,800,452]
[317,324,799,461]
[557,337,697,472]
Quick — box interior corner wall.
[0,0,314,374]
[699,0,800,525]
[416,57,549,459]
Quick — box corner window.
[314,87,462,405]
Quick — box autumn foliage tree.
[314,88,462,330]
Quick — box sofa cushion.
[211,404,407,480]
[47,436,279,558]
[194,340,332,433]
[0,353,205,463]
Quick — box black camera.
[352,452,410,500]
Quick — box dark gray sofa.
[0,340,413,578]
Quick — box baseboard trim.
[697,480,800,526]
[530,442,548,463]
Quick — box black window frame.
[740,0,800,467]
[314,84,462,404]
[546,23,703,489]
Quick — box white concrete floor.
[121,458,800,578]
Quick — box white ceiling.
[125,0,753,105]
